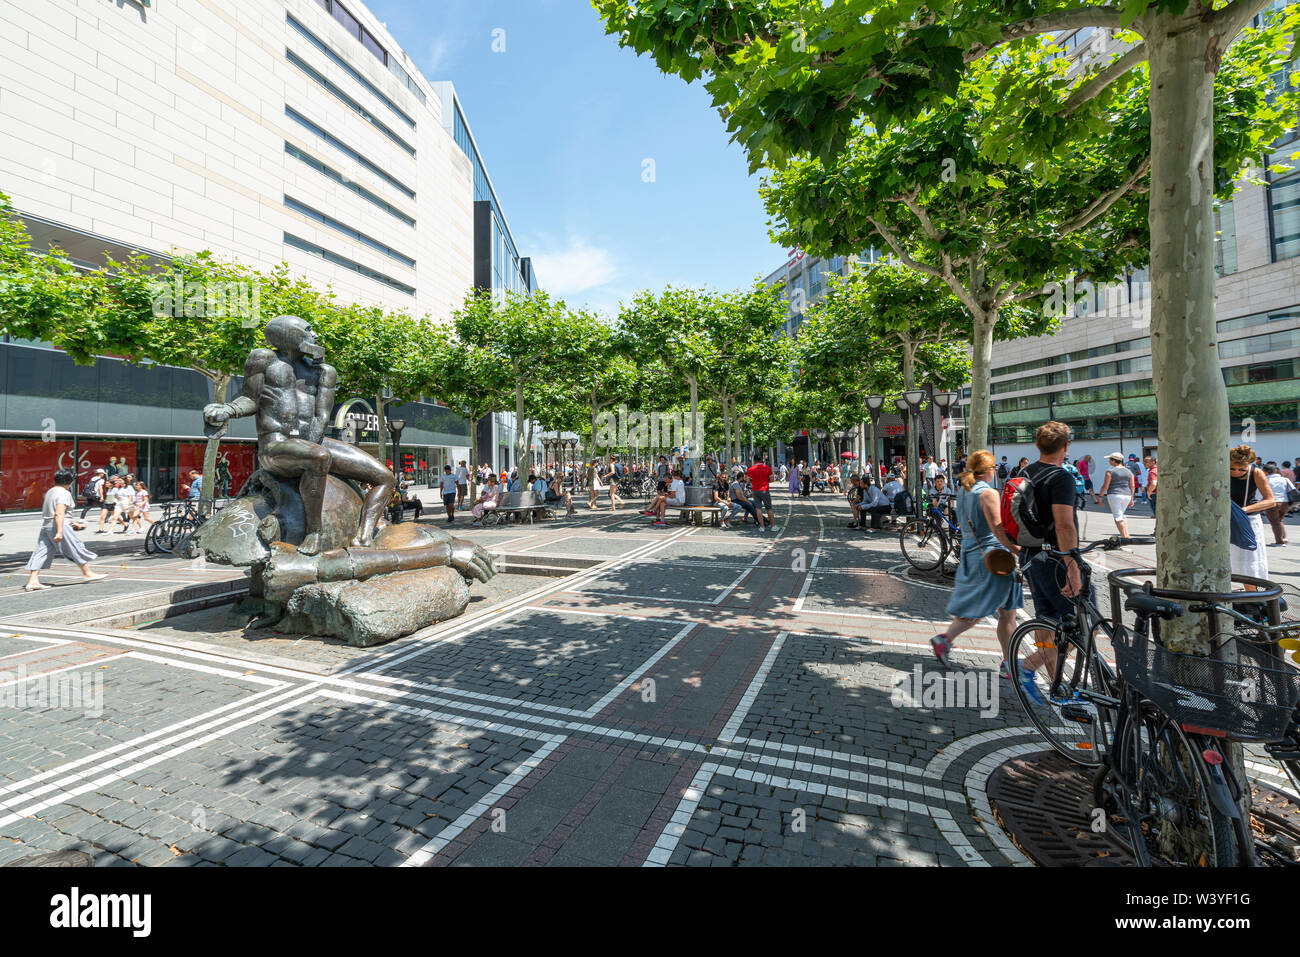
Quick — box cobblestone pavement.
[0,491,1295,867]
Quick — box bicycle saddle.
[1125,592,1184,620]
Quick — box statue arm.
[313,365,336,438]
[205,350,271,424]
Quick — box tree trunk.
[967,312,997,452]
[1148,15,1230,652]
[722,398,734,469]
[468,412,480,502]
[198,373,230,516]
[514,371,527,470]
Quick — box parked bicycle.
[1096,572,1300,866]
[899,498,962,573]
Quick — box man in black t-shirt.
[1019,421,1085,622]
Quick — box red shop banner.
[0,439,76,512]
[177,443,257,499]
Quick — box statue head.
[264,315,326,362]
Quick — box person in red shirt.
[746,454,778,532]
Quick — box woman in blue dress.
[930,450,1023,677]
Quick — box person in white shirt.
[439,465,459,523]
[24,469,107,590]
[862,481,894,531]
[1264,464,1294,545]
[455,461,470,509]
[649,468,687,526]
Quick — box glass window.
[1267,139,1300,261]
[332,0,361,39]
[285,51,415,156]
[1219,327,1300,359]
[284,142,415,227]
[283,233,416,296]
[360,28,386,64]
[284,195,416,267]
[284,107,415,198]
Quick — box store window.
[0,438,76,512]
[176,443,257,500]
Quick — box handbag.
[1230,464,1257,551]
[963,485,1016,576]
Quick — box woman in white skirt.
[24,469,109,591]
[1098,451,1135,538]
[1229,445,1277,588]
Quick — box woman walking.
[1098,452,1135,538]
[24,469,108,591]
[788,460,800,497]
[1231,447,1276,588]
[1264,464,1294,545]
[587,459,605,509]
[127,481,154,533]
[929,451,1022,678]
[604,457,625,511]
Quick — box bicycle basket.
[1111,626,1300,742]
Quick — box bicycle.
[1095,572,1300,866]
[899,499,962,573]
[1006,537,1156,767]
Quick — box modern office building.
[0,0,538,509]
[980,20,1300,468]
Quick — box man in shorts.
[439,464,459,523]
[1017,421,1088,702]
[746,454,778,532]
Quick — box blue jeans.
[731,499,760,524]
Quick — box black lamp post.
[931,391,959,481]
[896,391,926,514]
[865,395,885,483]
[386,416,406,524]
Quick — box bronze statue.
[188,316,497,646]
[202,315,395,555]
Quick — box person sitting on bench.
[711,474,734,529]
[544,470,576,517]
[650,468,686,526]
[846,475,866,527]
[729,470,760,526]
[471,474,502,524]
[861,480,893,531]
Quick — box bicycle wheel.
[900,520,945,572]
[1121,701,1241,866]
[1008,618,1115,767]
[157,515,194,554]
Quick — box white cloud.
[529,237,618,296]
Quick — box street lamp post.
[386,416,406,524]
[931,391,959,482]
[896,391,926,515]
[865,395,885,484]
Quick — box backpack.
[1000,466,1062,547]
[997,462,1009,480]
[893,489,914,516]
[81,478,98,498]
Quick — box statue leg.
[260,441,332,555]
[322,438,397,546]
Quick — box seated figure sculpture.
[202,315,396,555]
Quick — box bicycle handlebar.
[1031,536,1154,564]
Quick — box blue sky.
[364,0,789,317]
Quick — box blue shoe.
[999,660,1011,680]
[1018,666,1045,706]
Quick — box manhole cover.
[988,749,1135,866]
[6,848,94,867]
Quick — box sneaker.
[999,660,1011,680]
[642,510,655,516]
[652,520,667,527]
[769,526,779,534]
[930,635,951,668]
[1018,666,1046,706]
